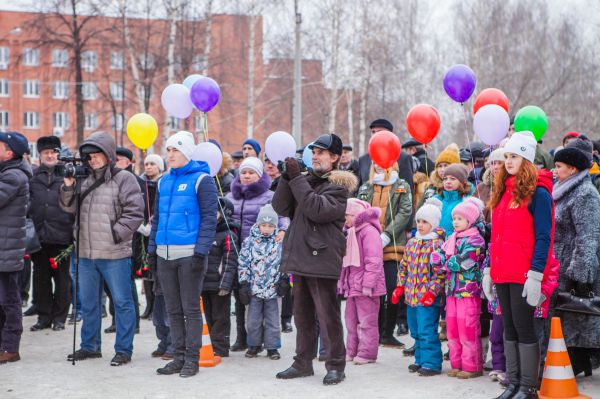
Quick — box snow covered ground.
[3,297,599,399]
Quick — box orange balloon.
[368,131,401,169]
[473,88,509,114]
[406,104,441,144]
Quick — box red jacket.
[490,170,556,285]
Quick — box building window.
[23,48,40,66]
[192,55,207,72]
[139,53,154,70]
[52,81,68,99]
[81,51,97,72]
[28,143,39,160]
[85,113,98,130]
[0,111,8,129]
[110,51,123,70]
[110,82,124,101]
[193,115,203,131]
[0,79,8,97]
[53,112,69,129]
[23,80,40,97]
[111,113,124,130]
[136,85,148,102]
[0,47,9,69]
[82,82,97,100]
[52,49,68,67]
[168,116,180,131]
[23,111,39,129]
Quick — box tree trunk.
[358,77,369,155]
[71,0,85,146]
[201,0,213,76]
[246,15,257,139]
[162,3,179,151]
[345,88,354,150]
[327,6,341,133]
[292,0,302,144]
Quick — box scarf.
[373,171,399,186]
[416,231,439,240]
[442,226,480,257]
[552,170,589,201]
[342,226,361,268]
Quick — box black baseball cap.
[342,144,353,151]
[308,133,343,156]
[402,138,422,148]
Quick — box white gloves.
[522,270,544,307]
[482,268,495,302]
[380,233,391,247]
[137,223,151,237]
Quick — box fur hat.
[452,197,484,226]
[36,136,61,153]
[166,131,195,161]
[443,163,469,184]
[503,131,537,163]
[144,154,165,172]
[257,204,278,226]
[565,135,593,164]
[554,148,592,171]
[435,144,460,168]
[239,157,264,177]
[346,198,371,216]
[415,197,442,229]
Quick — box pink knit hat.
[451,197,484,226]
[346,198,371,216]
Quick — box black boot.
[141,280,154,319]
[568,347,593,377]
[276,366,314,379]
[495,384,519,399]
[495,340,520,399]
[512,342,540,399]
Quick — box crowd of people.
[0,118,599,398]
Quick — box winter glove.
[419,291,435,307]
[146,253,157,276]
[522,270,544,307]
[276,275,291,297]
[380,233,391,248]
[362,287,373,297]
[391,286,404,305]
[482,268,495,302]
[191,254,206,272]
[238,283,251,306]
[430,252,442,265]
[285,157,302,180]
[218,289,230,296]
[136,223,151,237]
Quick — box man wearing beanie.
[357,119,414,192]
[28,136,75,333]
[60,131,144,366]
[148,130,218,377]
[0,132,33,364]
[273,133,358,385]
[242,139,261,158]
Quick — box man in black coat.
[402,139,435,176]
[0,132,32,364]
[29,136,75,332]
[357,119,414,193]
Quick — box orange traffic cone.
[538,317,590,399]
[198,298,222,368]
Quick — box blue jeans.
[406,299,442,371]
[78,257,136,356]
[152,294,172,354]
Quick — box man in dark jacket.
[29,136,74,332]
[0,132,32,364]
[357,119,414,193]
[402,139,435,176]
[339,145,360,177]
[273,133,358,385]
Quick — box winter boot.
[140,280,154,319]
[512,342,540,399]
[482,336,490,364]
[439,319,447,341]
[494,340,520,399]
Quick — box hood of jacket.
[169,159,210,177]
[248,222,278,241]
[79,131,117,164]
[230,172,272,200]
[536,168,554,195]
[0,158,33,179]
[353,207,382,233]
[327,169,358,195]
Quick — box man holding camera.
[273,133,357,385]
[0,132,32,364]
[29,136,75,332]
[60,131,144,366]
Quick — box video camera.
[277,159,309,175]
[56,156,90,178]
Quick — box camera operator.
[0,131,32,365]
[59,131,144,367]
[273,133,358,385]
[29,136,75,332]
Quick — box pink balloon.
[161,84,194,119]
[473,104,510,145]
[191,142,222,177]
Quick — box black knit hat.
[37,136,61,153]
[554,148,591,171]
[369,118,394,132]
[565,135,593,164]
[116,146,134,161]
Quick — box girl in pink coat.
[338,198,386,364]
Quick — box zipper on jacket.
[184,209,190,232]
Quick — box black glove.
[275,274,291,297]
[191,253,206,272]
[238,283,251,306]
[146,253,157,276]
[574,282,592,296]
[285,157,302,180]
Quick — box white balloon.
[473,104,510,146]
[191,142,222,177]
[264,131,297,165]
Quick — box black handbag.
[555,288,600,317]
[25,218,41,254]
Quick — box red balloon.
[406,104,441,144]
[473,88,509,114]
[368,130,401,169]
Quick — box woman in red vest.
[483,131,554,399]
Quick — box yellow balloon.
[126,113,158,150]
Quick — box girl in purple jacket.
[338,198,386,364]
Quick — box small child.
[432,197,486,379]
[434,163,474,236]
[238,204,284,360]
[392,198,445,376]
[338,198,385,365]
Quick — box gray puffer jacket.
[0,158,32,272]
[60,131,144,260]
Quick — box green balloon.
[514,105,548,141]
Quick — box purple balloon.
[190,77,221,113]
[443,64,476,103]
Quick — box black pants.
[19,258,32,303]
[201,291,231,355]
[496,283,537,343]
[106,277,140,329]
[158,256,207,363]
[292,275,345,372]
[233,288,247,344]
[30,244,72,325]
[281,290,293,324]
[379,260,403,337]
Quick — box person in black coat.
[29,136,75,332]
[402,139,435,176]
[201,197,239,358]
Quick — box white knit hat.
[165,131,195,161]
[503,131,537,163]
[239,156,264,177]
[488,148,505,163]
[415,197,443,229]
[144,153,165,172]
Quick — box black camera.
[277,158,309,175]
[56,156,90,178]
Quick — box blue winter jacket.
[435,185,475,236]
[148,160,218,256]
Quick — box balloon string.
[387,189,400,297]
[460,103,481,198]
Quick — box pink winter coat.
[338,207,386,298]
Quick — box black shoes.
[230,341,247,352]
[323,370,345,385]
[179,361,199,378]
[110,352,131,366]
[318,354,327,362]
[379,336,405,348]
[282,321,293,333]
[276,366,314,379]
[23,305,37,317]
[30,322,51,331]
[396,323,409,336]
[245,346,261,358]
[494,384,519,399]
[157,359,184,375]
[52,322,65,331]
[408,363,421,373]
[67,349,102,362]
[267,349,281,360]
[151,350,165,358]
[417,367,441,377]
[403,345,415,357]
[104,325,116,334]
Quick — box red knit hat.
[563,131,580,145]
